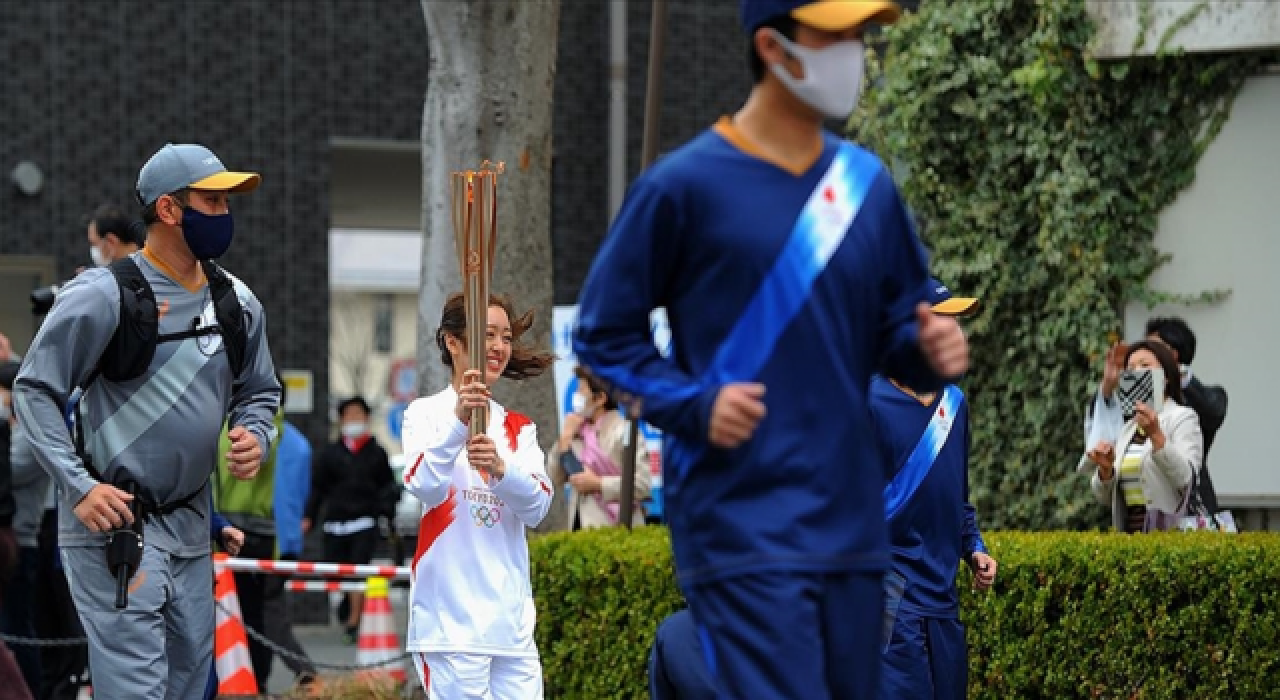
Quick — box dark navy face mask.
[181,207,234,259]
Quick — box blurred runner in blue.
[872,279,998,700]
[573,1,970,696]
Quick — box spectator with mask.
[1145,317,1227,513]
[85,205,143,267]
[1080,341,1203,533]
[0,361,50,696]
[547,366,651,530]
[303,396,396,643]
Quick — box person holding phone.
[1079,341,1203,533]
[547,367,651,530]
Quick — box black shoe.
[343,625,358,645]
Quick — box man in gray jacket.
[14,143,281,699]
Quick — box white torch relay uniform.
[401,386,554,700]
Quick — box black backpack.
[73,256,249,515]
[92,257,248,384]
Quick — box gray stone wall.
[0,0,429,445]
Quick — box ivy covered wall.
[852,0,1276,529]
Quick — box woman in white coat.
[1079,340,1204,533]
[547,366,651,530]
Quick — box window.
[373,294,394,354]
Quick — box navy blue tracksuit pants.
[880,612,967,700]
[682,569,884,700]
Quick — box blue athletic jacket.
[574,121,940,584]
[870,376,986,617]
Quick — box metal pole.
[640,0,668,167]
[607,0,628,223]
[619,0,668,531]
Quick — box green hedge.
[531,527,1280,699]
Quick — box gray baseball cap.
[136,143,260,206]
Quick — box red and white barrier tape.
[285,580,368,593]
[219,558,411,580]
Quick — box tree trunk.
[418,1,560,458]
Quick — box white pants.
[413,652,544,700]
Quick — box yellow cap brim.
[190,171,261,194]
[932,297,979,317]
[791,1,902,32]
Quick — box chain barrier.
[2,608,409,674]
[0,633,87,647]
[217,599,410,672]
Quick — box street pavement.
[262,588,413,696]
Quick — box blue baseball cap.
[927,278,979,316]
[136,143,260,206]
[740,0,902,34]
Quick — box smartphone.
[560,451,585,476]
[1116,368,1165,420]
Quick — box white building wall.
[1124,75,1280,517]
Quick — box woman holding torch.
[400,292,555,699]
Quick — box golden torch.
[450,160,505,438]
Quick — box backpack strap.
[98,258,160,383]
[74,258,160,482]
[201,261,248,378]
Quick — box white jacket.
[401,387,553,656]
[1078,392,1203,532]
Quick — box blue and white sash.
[666,142,882,484]
[883,385,964,521]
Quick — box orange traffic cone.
[214,552,258,695]
[356,576,405,684]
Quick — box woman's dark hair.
[435,292,554,381]
[1125,340,1185,405]
[748,15,798,84]
[574,365,618,411]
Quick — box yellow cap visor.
[932,297,979,317]
[791,1,902,32]
[190,171,261,195]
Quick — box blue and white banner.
[883,385,963,521]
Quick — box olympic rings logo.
[471,504,501,528]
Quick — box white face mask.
[769,32,866,119]
[90,245,108,268]
[570,392,587,416]
[341,422,368,439]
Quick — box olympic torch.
[450,160,505,438]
